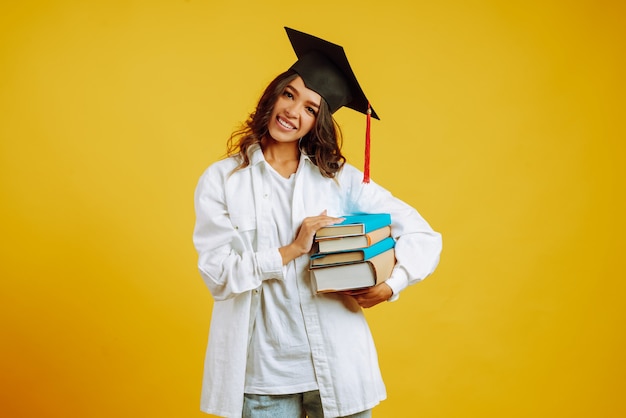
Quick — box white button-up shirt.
[193,145,442,417]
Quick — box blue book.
[310,236,395,268]
[314,213,392,239]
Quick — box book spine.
[360,236,395,259]
[309,236,395,268]
[341,213,391,233]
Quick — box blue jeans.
[243,390,373,418]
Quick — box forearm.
[279,242,309,265]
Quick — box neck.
[261,137,300,163]
[261,137,301,178]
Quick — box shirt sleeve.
[193,164,284,301]
[339,164,442,299]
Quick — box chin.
[268,128,299,143]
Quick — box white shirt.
[245,165,318,394]
[193,145,442,417]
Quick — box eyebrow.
[286,84,320,109]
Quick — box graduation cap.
[285,27,378,182]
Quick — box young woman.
[193,27,442,418]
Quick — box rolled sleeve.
[384,273,409,301]
[258,248,285,280]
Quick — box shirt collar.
[249,143,314,167]
[249,144,265,166]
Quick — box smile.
[277,116,296,130]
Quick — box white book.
[310,248,395,293]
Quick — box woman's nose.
[285,103,301,117]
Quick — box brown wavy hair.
[226,70,345,178]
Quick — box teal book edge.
[310,236,395,263]
[332,213,392,233]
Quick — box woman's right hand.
[279,210,344,265]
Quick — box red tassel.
[363,103,372,183]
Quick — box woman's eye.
[306,107,317,116]
[283,91,294,99]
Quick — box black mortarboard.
[285,27,379,120]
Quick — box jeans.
[243,390,373,418]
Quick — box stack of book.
[309,213,396,293]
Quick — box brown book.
[310,248,396,293]
[310,236,395,268]
[316,225,391,253]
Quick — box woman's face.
[267,76,321,143]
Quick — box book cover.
[310,236,395,268]
[314,213,392,239]
[316,225,391,253]
[310,248,396,293]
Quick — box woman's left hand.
[340,283,393,309]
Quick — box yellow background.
[1,1,624,417]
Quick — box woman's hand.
[340,283,393,309]
[279,210,344,265]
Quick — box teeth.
[278,117,295,129]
